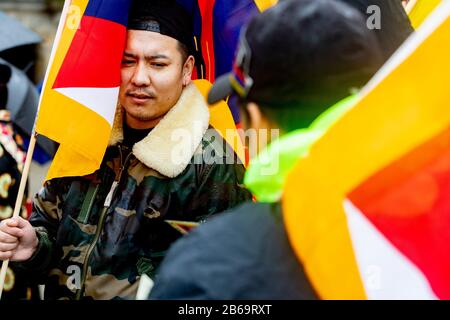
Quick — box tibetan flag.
[165,220,200,235]
[175,0,278,163]
[36,0,131,180]
[283,0,450,300]
[194,79,246,165]
[407,0,443,29]
[176,0,277,123]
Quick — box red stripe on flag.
[349,127,450,299]
[53,16,127,89]
[198,0,216,81]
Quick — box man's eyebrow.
[123,52,136,58]
[123,52,170,61]
[145,54,170,61]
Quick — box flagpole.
[0,133,38,299]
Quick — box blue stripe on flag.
[84,0,132,26]
[213,0,259,77]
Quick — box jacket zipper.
[75,147,133,300]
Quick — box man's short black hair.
[177,41,189,64]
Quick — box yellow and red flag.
[36,0,131,180]
[283,0,450,299]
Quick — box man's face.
[119,30,192,129]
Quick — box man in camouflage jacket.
[0,1,251,300]
[13,84,249,300]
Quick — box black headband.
[128,0,194,53]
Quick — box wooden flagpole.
[0,133,38,299]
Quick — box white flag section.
[344,200,438,300]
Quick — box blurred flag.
[177,0,277,123]
[165,220,200,235]
[407,0,443,28]
[283,0,450,300]
[177,0,277,81]
[194,79,246,164]
[36,0,131,180]
[177,0,278,163]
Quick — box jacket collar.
[108,83,210,178]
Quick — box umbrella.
[1,58,55,158]
[0,11,42,53]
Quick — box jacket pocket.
[76,183,100,224]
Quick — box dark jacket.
[149,202,318,300]
[15,84,251,300]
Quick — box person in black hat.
[1,0,251,300]
[119,0,198,131]
[341,0,414,61]
[148,0,389,299]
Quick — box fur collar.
[108,83,210,178]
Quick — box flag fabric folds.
[176,0,277,123]
[36,0,131,180]
[283,0,450,300]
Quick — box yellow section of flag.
[35,0,121,181]
[194,79,246,165]
[283,0,450,299]
[254,0,278,12]
[407,0,443,28]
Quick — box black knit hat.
[128,0,194,54]
[340,0,414,61]
[208,0,383,109]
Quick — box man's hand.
[0,217,38,261]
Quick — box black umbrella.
[1,58,55,157]
[0,11,42,53]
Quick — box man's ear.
[182,55,195,86]
[246,102,265,130]
[246,102,279,154]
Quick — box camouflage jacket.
[15,84,251,300]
